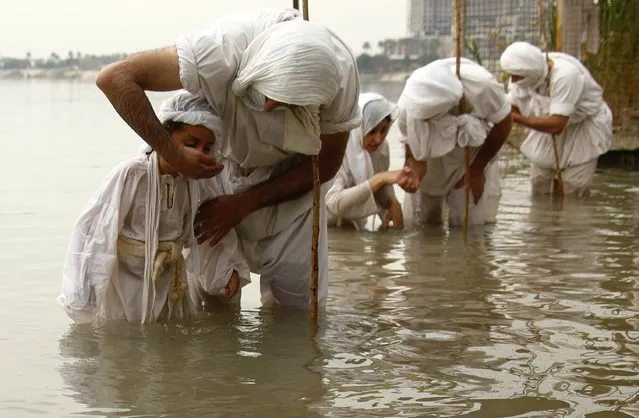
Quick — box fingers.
[473,185,484,205]
[197,163,224,179]
[382,210,392,229]
[224,274,241,299]
[194,200,214,224]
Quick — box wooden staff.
[454,0,470,232]
[293,0,319,322]
[537,0,564,198]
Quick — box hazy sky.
[1,0,408,59]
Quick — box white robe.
[507,53,612,193]
[57,155,250,324]
[398,58,510,227]
[175,10,361,309]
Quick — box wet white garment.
[503,49,613,171]
[531,159,598,197]
[58,155,250,324]
[326,93,397,230]
[397,58,510,226]
[176,9,361,168]
[175,9,361,309]
[212,158,330,309]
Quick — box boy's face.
[159,124,218,176]
[173,124,216,156]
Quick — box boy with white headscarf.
[396,58,513,227]
[58,91,250,324]
[500,42,612,196]
[326,93,403,230]
[96,9,361,310]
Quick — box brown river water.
[0,79,637,417]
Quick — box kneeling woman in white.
[396,58,512,227]
[58,91,250,324]
[326,93,403,230]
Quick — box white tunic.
[58,155,250,323]
[398,58,510,198]
[174,10,361,308]
[508,53,613,170]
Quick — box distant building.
[407,0,600,72]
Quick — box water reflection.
[58,310,325,417]
[1,80,637,417]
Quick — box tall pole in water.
[537,0,564,198]
[292,0,320,323]
[453,0,470,234]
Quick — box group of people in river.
[57,8,613,324]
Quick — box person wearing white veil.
[58,91,250,324]
[396,58,513,227]
[96,9,361,310]
[500,42,612,196]
[326,93,403,230]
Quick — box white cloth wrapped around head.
[500,41,549,92]
[397,60,489,161]
[231,19,341,140]
[343,93,397,185]
[360,92,398,137]
[398,60,464,121]
[157,90,223,140]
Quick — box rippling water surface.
[0,80,637,417]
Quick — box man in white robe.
[326,93,403,230]
[500,42,613,196]
[396,58,512,227]
[95,9,361,309]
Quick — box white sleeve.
[175,20,251,117]
[188,228,251,296]
[187,176,250,295]
[325,169,379,220]
[549,65,584,117]
[58,160,141,322]
[319,34,362,135]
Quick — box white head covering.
[343,93,397,185]
[500,41,549,91]
[137,91,223,156]
[231,19,341,141]
[398,60,464,121]
[157,90,223,140]
[397,60,488,161]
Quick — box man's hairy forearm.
[97,63,177,157]
[472,114,512,172]
[240,131,349,212]
[96,48,183,158]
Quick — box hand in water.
[194,194,252,247]
[454,169,485,204]
[382,197,404,230]
[223,271,241,300]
